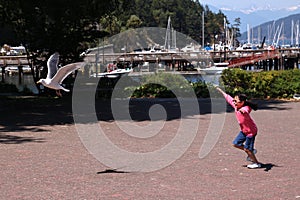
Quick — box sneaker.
[246,149,257,162]
[247,163,261,169]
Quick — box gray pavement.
[0,97,299,199]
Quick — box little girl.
[216,86,261,169]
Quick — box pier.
[1,47,300,84]
[83,47,300,74]
[0,55,30,83]
[211,47,300,70]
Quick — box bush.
[0,82,19,93]
[80,69,300,99]
[191,81,209,98]
[127,72,199,98]
[221,68,300,99]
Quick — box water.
[0,72,221,95]
[183,74,221,85]
[0,74,39,94]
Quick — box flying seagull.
[37,52,84,97]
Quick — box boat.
[198,66,228,75]
[293,93,300,100]
[1,44,26,56]
[5,65,31,75]
[197,62,229,75]
[90,67,133,78]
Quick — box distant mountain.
[239,13,300,46]
[206,4,300,46]
[207,4,300,33]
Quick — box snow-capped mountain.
[239,13,300,46]
[207,4,300,33]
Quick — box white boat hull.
[90,68,133,78]
[197,66,228,75]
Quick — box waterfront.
[0,74,39,94]
[0,72,221,95]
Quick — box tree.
[0,0,116,58]
[126,15,143,29]
[232,18,241,47]
[0,0,116,94]
[100,15,122,36]
[0,0,236,95]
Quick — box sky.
[200,0,300,32]
[200,0,300,12]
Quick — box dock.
[84,47,300,73]
[211,48,300,70]
[1,47,300,84]
[0,55,30,83]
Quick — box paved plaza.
[0,97,299,199]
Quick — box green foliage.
[127,72,194,98]
[0,0,240,96]
[0,82,19,93]
[0,0,115,58]
[130,83,175,98]
[126,15,143,29]
[21,85,34,95]
[114,0,230,45]
[123,72,215,98]
[0,0,238,58]
[191,81,209,98]
[221,69,300,99]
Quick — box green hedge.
[3,69,299,99]
[126,69,300,99]
[0,82,19,93]
[126,73,195,98]
[125,72,212,98]
[221,69,300,99]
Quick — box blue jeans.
[233,131,256,151]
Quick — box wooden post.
[297,53,300,69]
[1,66,5,83]
[18,65,23,84]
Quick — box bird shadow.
[261,163,280,172]
[97,169,129,174]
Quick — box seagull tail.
[61,87,70,92]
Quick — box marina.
[83,46,300,75]
[1,46,300,94]
[1,2,299,200]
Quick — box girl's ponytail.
[238,94,258,111]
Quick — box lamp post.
[214,34,218,62]
[96,23,107,75]
[95,23,100,76]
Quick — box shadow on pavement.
[0,133,45,144]
[242,163,280,172]
[261,163,280,172]
[97,169,129,174]
[0,96,293,135]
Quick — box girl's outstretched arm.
[214,85,235,108]
[214,85,226,96]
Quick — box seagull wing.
[46,52,60,79]
[51,62,84,84]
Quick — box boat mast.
[247,24,251,44]
[172,27,176,49]
[296,21,299,46]
[202,11,205,49]
[291,20,294,46]
[164,16,172,50]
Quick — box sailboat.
[164,16,178,52]
[197,16,228,74]
[197,64,228,75]
[90,62,133,78]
